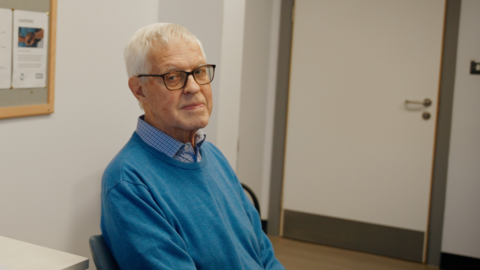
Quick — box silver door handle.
[405,98,432,107]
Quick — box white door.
[282,0,445,262]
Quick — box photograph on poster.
[12,10,49,89]
[0,8,13,89]
[18,27,45,48]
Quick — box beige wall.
[237,0,281,219]
[442,0,480,259]
[215,0,247,169]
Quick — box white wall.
[0,1,158,269]
[158,0,224,145]
[441,0,480,259]
[237,0,281,219]
[215,0,246,169]
[0,2,280,269]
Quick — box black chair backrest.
[89,234,119,270]
[241,183,261,216]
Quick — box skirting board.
[440,253,480,270]
[283,210,424,262]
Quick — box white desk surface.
[0,236,89,270]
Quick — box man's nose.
[183,74,201,94]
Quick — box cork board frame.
[0,0,57,119]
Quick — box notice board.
[0,0,56,119]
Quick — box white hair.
[124,23,206,79]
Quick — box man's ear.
[128,77,148,104]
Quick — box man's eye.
[195,68,206,76]
[166,74,179,81]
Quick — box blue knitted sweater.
[101,132,284,270]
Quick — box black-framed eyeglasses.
[137,64,216,91]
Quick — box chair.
[241,183,267,233]
[89,183,261,270]
[241,183,261,216]
[89,235,119,270]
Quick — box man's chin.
[183,117,209,131]
[193,120,209,130]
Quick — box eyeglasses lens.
[164,72,185,90]
[193,66,214,85]
[165,66,214,90]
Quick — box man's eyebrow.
[156,65,179,74]
[164,65,179,72]
[159,63,207,73]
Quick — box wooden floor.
[269,237,439,270]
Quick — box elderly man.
[101,23,284,269]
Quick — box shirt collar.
[136,115,206,158]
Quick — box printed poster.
[0,8,12,89]
[12,10,49,88]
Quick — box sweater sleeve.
[101,180,197,270]
[237,181,285,270]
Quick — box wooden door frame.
[267,0,461,266]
